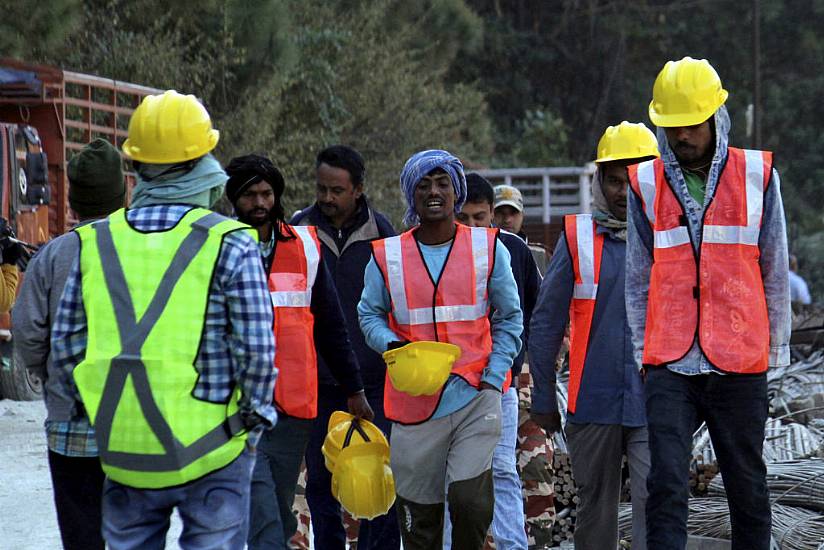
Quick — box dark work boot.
[447,469,494,550]
[395,495,445,550]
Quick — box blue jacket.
[291,198,396,390]
[498,231,541,378]
[626,105,791,374]
[529,225,645,427]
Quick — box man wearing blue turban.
[358,150,523,549]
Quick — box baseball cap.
[493,184,523,212]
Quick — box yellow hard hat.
[122,90,219,163]
[382,341,461,396]
[648,57,729,128]
[322,411,389,474]
[595,121,660,163]
[331,442,396,519]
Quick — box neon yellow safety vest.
[73,207,255,489]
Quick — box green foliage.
[215,0,493,223]
[503,109,572,167]
[0,0,82,58]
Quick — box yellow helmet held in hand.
[382,341,461,396]
[595,121,660,163]
[331,441,396,520]
[648,57,728,128]
[322,411,389,474]
[122,90,219,163]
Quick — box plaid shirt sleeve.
[197,229,276,425]
[50,257,87,402]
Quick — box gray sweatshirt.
[12,230,84,421]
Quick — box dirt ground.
[0,399,182,549]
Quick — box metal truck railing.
[475,165,597,225]
[0,58,161,236]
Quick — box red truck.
[0,59,159,399]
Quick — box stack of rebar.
[708,459,824,512]
[549,451,577,544]
[617,498,824,549]
[688,455,719,497]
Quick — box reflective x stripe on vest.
[269,225,321,419]
[372,224,507,425]
[564,214,604,414]
[72,209,249,489]
[628,147,772,372]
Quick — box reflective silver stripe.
[636,160,657,224]
[292,226,320,298]
[744,149,765,227]
[573,215,598,300]
[573,283,598,300]
[383,237,410,325]
[702,225,760,246]
[701,149,765,246]
[270,290,311,307]
[654,227,691,249]
[269,226,318,309]
[388,230,490,327]
[406,303,489,325]
[470,227,490,310]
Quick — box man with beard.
[531,122,659,550]
[291,145,399,550]
[225,154,373,550]
[358,150,523,549]
[626,57,790,549]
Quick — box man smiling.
[358,150,523,550]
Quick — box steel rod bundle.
[549,451,577,544]
[708,459,824,512]
[691,419,823,464]
[618,498,824,549]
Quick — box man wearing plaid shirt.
[50,91,276,549]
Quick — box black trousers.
[48,450,106,550]
[645,369,771,550]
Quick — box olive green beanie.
[67,138,126,218]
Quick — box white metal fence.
[475,164,596,224]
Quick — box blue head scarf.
[399,149,466,227]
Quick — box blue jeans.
[444,387,526,549]
[305,384,400,550]
[645,368,771,550]
[248,415,314,550]
[101,448,255,550]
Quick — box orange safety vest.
[371,224,510,425]
[564,214,604,414]
[269,225,321,418]
[627,147,772,373]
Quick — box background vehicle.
[0,58,159,400]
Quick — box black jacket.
[290,197,396,390]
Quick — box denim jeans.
[443,387,526,549]
[101,448,255,550]
[248,415,314,550]
[645,368,771,550]
[305,384,400,550]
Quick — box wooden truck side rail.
[0,58,161,239]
